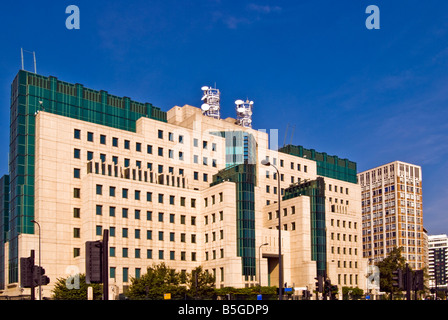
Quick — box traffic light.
[315,275,323,293]
[392,269,404,290]
[20,252,34,288]
[33,266,50,286]
[324,279,331,295]
[86,240,103,283]
[414,270,424,291]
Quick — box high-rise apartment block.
[428,234,448,291]
[358,161,425,269]
[0,70,366,299]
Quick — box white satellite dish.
[235,99,244,105]
[201,103,210,111]
[249,101,254,105]
[237,107,245,113]
[201,86,209,91]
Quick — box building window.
[96,184,102,195]
[158,130,163,139]
[73,208,80,218]
[112,137,118,147]
[122,188,128,198]
[74,129,81,139]
[109,207,116,217]
[147,192,152,202]
[159,250,164,260]
[74,228,80,238]
[158,147,163,157]
[96,205,102,215]
[136,142,141,152]
[119,207,128,218]
[74,168,80,179]
[74,188,81,198]
[74,148,80,159]
[100,134,106,145]
[87,132,94,142]
[96,225,102,236]
[122,228,128,238]
[147,145,153,154]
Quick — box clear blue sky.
[0,1,447,234]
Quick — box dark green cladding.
[5,70,166,283]
[279,144,358,184]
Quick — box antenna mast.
[200,86,221,120]
[235,99,254,128]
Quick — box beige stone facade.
[2,104,367,299]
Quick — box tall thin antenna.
[289,125,295,145]
[283,123,289,147]
[21,48,24,70]
[33,51,37,74]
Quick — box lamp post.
[261,159,283,300]
[30,219,41,300]
[258,242,269,291]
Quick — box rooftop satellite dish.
[249,101,254,105]
[201,103,210,111]
[237,107,245,113]
[201,86,209,91]
[235,99,244,105]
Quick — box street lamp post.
[258,242,269,291]
[261,159,283,300]
[31,219,41,300]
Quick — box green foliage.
[215,286,278,300]
[376,246,407,299]
[51,274,103,300]
[186,266,216,299]
[126,263,187,300]
[342,286,364,300]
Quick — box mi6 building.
[0,70,366,299]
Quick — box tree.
[51,274,103,300]
[187,266,216,299]
[342,286,364,300]
[126,263,187,300]
[376,246,407,300]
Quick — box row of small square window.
[265,156,308,171]
[72,184,200,207]
[74,129,218,152]
[74,146,218,168]
[75,208,200,225]
[74,246,201,263]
